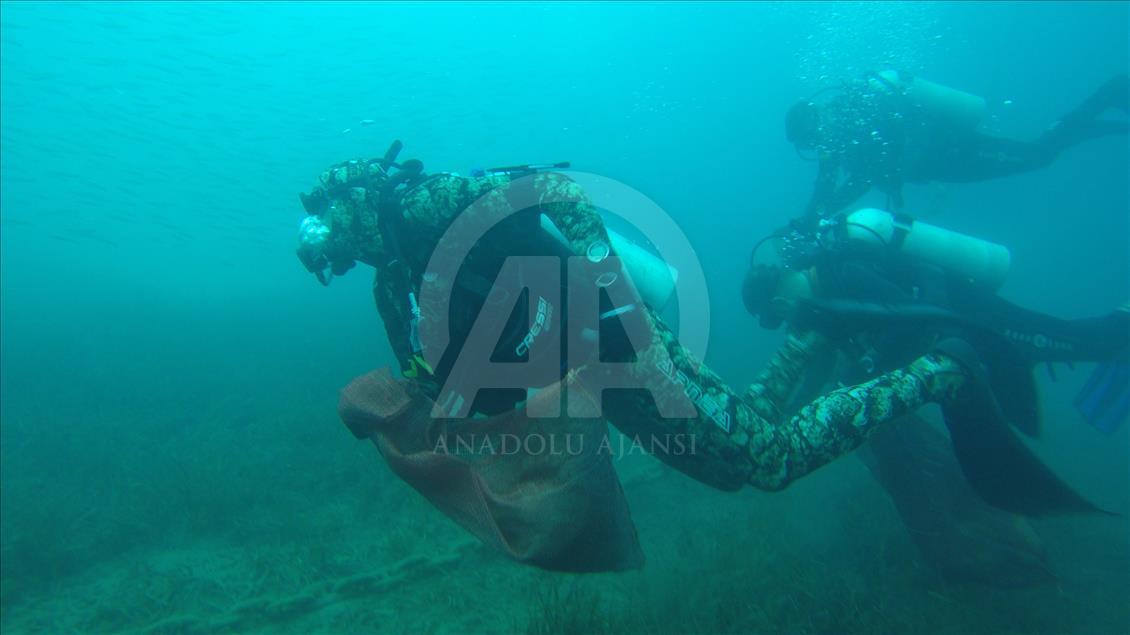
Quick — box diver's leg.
[929,134,1063,182]
[1053,73,1129,128]
[1022,74,1130,165]
[929,76,1128,183]
[952,292,1129,364]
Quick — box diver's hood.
[295,202,360,286]
[742,264,783,329]
[296,215,334,285]
[296,140,415,286]
[743,225,824,329]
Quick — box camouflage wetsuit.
[304,158,965,492]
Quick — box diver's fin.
[1094,73,1129,113]
[984,342,1042,438]
[942,399,1113,516]
[1075,361,1130,434]
[1062,74,1129,124]
[935,338,1112,516]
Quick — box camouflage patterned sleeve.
[391,170,606,277]
[317,158,386,190]
[584,307,962,491]
[396,173,513,272]
[527,172,610,255]
[744,349,961,490]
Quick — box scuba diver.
[294,141,1048,572]
[786,71,1130,220]
[742,208,1128,518]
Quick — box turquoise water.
[1,2,1127,633]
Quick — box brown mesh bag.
[339,368,644,572]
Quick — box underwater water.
[1,1,1128,633]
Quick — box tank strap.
[889,212,916,250]
[375,161,438,376]
[865,70,910,95]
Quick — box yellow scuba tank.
[841,208,1011,290]
[869,70,987,130]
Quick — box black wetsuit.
[804,74,1129,219]
[791,252,1129,438]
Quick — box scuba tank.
[604,227,679,312]
[868,70,987,130]
[840,208,1011,289]
[535,215,678,313]
[473,162,571,178]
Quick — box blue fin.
[1075,361,1130,434]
